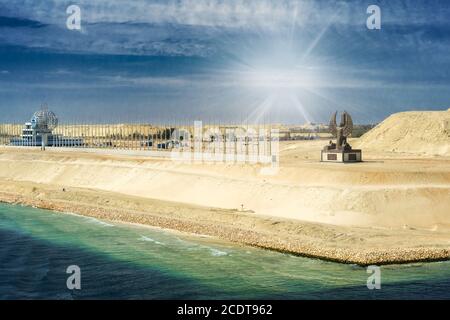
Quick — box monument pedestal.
[321,149,362,163]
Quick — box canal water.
[1,203,449,299]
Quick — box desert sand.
[355,109,450,157]
[0,109,449,265]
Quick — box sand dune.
[354,109,450,157]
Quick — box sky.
[0,0,450,124]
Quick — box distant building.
[10,107,83,147]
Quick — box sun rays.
[200,3,343,125]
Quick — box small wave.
[63,212,114,227]
[139,236,164,245]
[172,236,229,256]
[84,217,114,227]
[209,248,228,256]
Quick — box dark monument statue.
[321,111,362,162]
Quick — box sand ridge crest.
[355,109,450,156]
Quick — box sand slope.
[1,115,450,264]
[1,179,450,265]
[354,109,450,156]
[1,110,449,264]
[0,145,449,231]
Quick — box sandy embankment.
[355,109,450,157]
[1,109,450,265]
[0,140,450,265]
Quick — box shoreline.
[1,179,450,266]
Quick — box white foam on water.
[171,234,230,256]
[176,239,228,256]
[84,217,115,227]
[209,248,228,256]
[139,235,165,245]
[63,212,115,227]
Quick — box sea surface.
[1,203,450,300]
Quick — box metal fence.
[0,122,279,164]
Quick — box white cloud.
[4,0,450,29]
[0,21,215,56]
[0,0,354,29]
[2,0,450,59]
[100,75,191,86]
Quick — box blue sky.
[0,0,449,124]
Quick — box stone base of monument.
[321,149,362,163]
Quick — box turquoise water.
[1,203,449,300]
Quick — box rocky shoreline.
[1,179,449,266]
